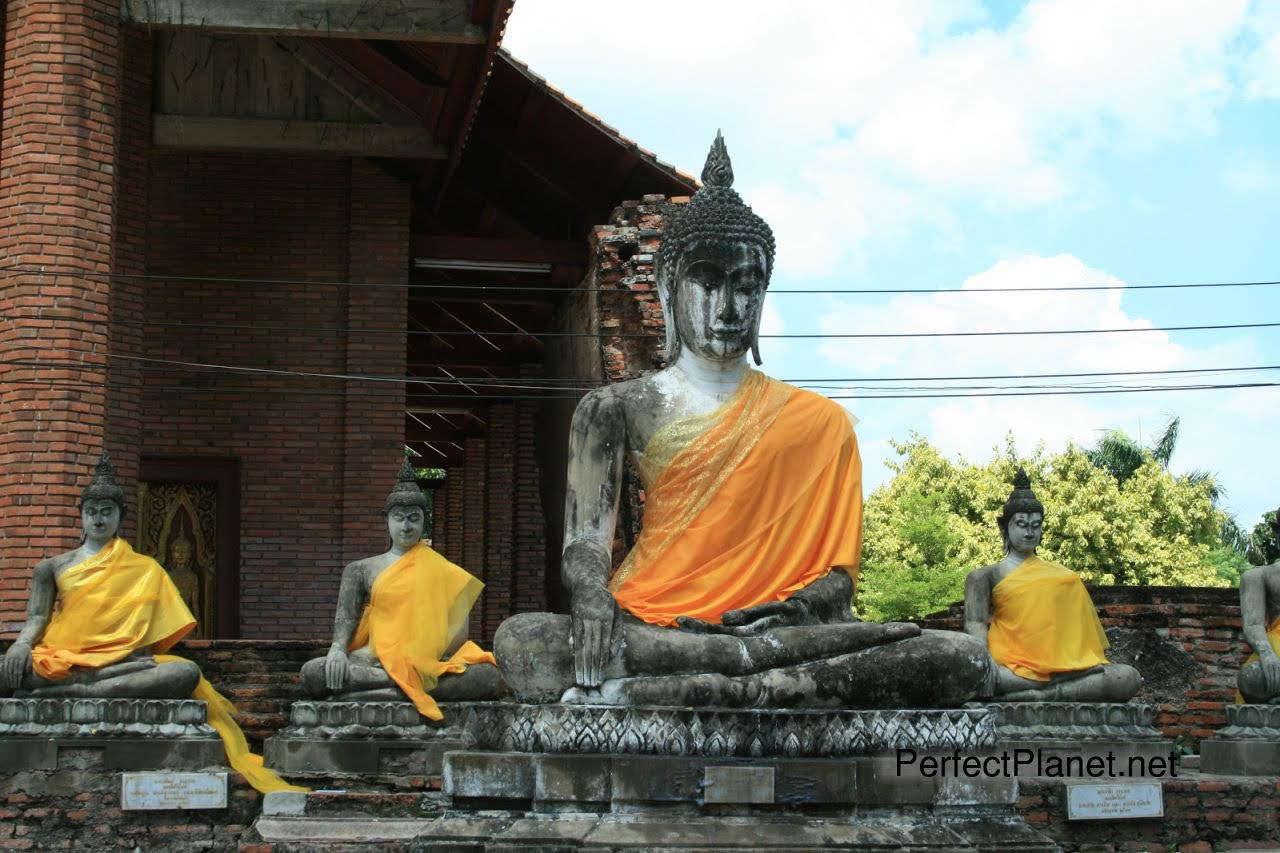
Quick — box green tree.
[1247,510,1280,566]
[857,434,1230,622]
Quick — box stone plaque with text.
[121,772,228,811]
[1066,781,1163,820]
[703,766,775,804]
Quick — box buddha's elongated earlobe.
[749,305,764,366]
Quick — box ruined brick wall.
[1016,777,1280,852]
[920,586,1245,741]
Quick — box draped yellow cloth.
[31,539,304,794]
[988,555,1110,682]
[31,538,195,679]
[349,543,495,721]
[1235,617,1280,704]
[610,370,863,626]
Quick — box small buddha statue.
[1237,510,1280,704]
[168,534,202,624]
[493,133,988,708]
[964,470,1141,702]
[0,453,201,698]
[299,460,507,720]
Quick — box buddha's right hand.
[571,582,617,687]
[324,648,349,692]
[1,642,31,690]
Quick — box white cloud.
[1223,150,1280,192]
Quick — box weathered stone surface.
[464,702,995,757]
[1200,704,1280,775]
[263,735,461,775]
[978,701,1164,741]
[277,700,466,739]
[0,697,216,738]
[0,735,225,771]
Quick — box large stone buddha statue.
[964,470,1141,702]
[494,134,988,707]
[0,453,201,698]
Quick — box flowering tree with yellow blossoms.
[856,434,1229,622]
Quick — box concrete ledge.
[1201,739,1280,776]
[0,735,224,771]
[264,735,463,775]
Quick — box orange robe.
[30,539,305,794]
[988,555,1111,681]
[610,370,863,626]
[1235,616,1280,703]
[350,542,495,721]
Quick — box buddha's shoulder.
[37,550,80,576]
[1242,562,1280,586]
[573,376,657,421]
[774,380,858,433]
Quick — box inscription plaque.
[1066,781,1163,821]
[121,772,228,811]
[703,766,775,804]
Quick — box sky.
[503,0,1280,528]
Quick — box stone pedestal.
[463,702,996,756]
[0,698,223,770]
[263,701,469,776]
[976,702,1174,778]
[1200,704,1280,776]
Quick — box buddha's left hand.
[679,600,816,636]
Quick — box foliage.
[1247,510,1280,566]
[856,434,1230,622]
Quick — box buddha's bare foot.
[339,688,405,702]
[561,685,607,704]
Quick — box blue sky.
[504,0,1280,528]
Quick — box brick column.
[441,465,464,567]
[341,159,409,564]
[462,438,486,642]
[0,1,124,634]
[483,403,514,639]
[513,365,546,614]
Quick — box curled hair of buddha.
[79,451,126,514]
[998,468,1044,534]
[384,458,429,514]
[656,131,776,364]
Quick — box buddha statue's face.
[1005,511,1043,556]
[81,498,121,546]
[672,242,767,361]
[387,506,425,551]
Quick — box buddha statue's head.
[384,458,428,551]
[657,132,776,365]
[170,535,193,570]
[78,452,125,545]
[999,468,1044,556]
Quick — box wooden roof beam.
[411,235,585,266]
[153,115,446,158]
[123,0,487,44]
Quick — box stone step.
[247,813,1060,852]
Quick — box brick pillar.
[483,403,514,639]
[430,480,448,552]
[442,466,464,567]
[105,27,152,537]
[0,1,124,634]
[514,365,546,614]
[341,159,409,564]
[462,438,486,642]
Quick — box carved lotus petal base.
[0,697,216,738]
[462,703,996,757]
[975,701,1164,741]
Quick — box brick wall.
[140,151,409,639]
[920,586,1246,741]
[0,1,124,634]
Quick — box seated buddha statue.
[0,453,201,699]
[964,470,1141,702]
[494,133,989,708]
[300,460,507,721]
[1237,511,1280,704]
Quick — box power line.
[6,313,1275,340]
[2,264,1278,295]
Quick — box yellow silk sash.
[32,538,195,679]
[30,539,303,794]
[611,372,863,626]
[1235,617,1280,704]
[349,543,494,721]
[988,555,1110,681]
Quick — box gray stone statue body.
[964,472,1141,702]
[1237,514,1280,703]
[0,455,201,699]
[494,134,988,708]
[300,461,505,706]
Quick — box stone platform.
[0,697,223,770]
[463,703,996,757]
[973,702,1174,778]
[1200,704,1280,775]
[264,700,470,776]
